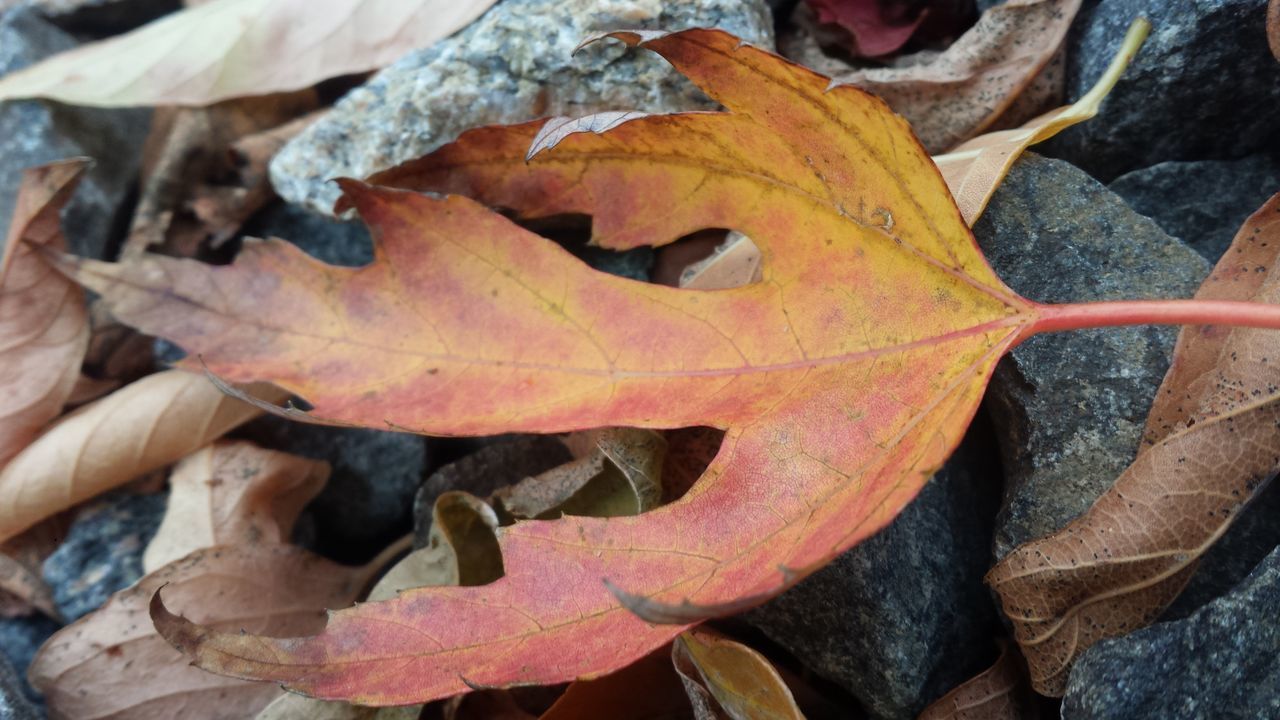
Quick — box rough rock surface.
[972,154,1210,560]
[42,492,165,621]
[240,417,428,564]
[744,427,1002,720]
[0,614,57,707]
[243,200,375,267]
[0,8,148,259]
[1042,0,1280,181]
[1063,546,1280,719]
[0,653,39,720]
[1109,155,1280,262]
[270,0,774,214]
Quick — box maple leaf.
[49,29,1280,704]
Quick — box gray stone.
[1041,0,1280,181]
[413,436,571,547]
[973,154,1211,560]
[242,417,428,563]
[270,0,775,215]
[17,0,179,36]
[0,8,149,260]
[0,652,40,720]
[1109,155,1280,262]
[243,200,375,267]
[0,614,57,710]
[42,492,165,621]
[1062,546,1280,719]
[744,431,1002,720]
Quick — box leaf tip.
[150,583,202,657]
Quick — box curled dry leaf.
[540,646,693,720]
[917,641,1036,720]
[0,0,500,106]
[0,516,68,619]
[0,369,287,543]
[255,693,421,720]
[805,0,926,58]
[1269,0,1280,62]
[828,0,1081,153]
[672,628,803,720]
[0,159,91,468]
[30,544,372,720]
[142,440,329,572]
[367,492,503,602]
[493,428,666,520]
[987,193,1280,695]
[934,17,1149,224]
[125,92,320,259]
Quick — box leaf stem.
[1026,299,1280,342]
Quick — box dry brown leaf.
[367,492,502,602]
[0,159,91,467]
[30,543,372,720]
[492,428,666,520]
[987,193,1280,695]
[917,641,1037,720]
[0,515,69,619]
[1269,0,1280,61]
[934,17,1149,224]
[0,369,287,543]
[0,0,500,106]
[143,440,329,572]
[678,232,764,291]
[125,93,319,259]
[672,629,804,720]
[540,645,693,720]
[825,0,1081,153]
[82,299,156,389]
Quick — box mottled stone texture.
[0,8,148,260]
[270,0,774,214]
[745,429,1002,720]
[1042,0,1280,181]
[972,154,1210,560]
[1109,155,1280,262]
[1063,547,1280,719]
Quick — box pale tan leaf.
[673,629,804,720]
[143,440,329,572]
[0,0,500,107]
[0,159,91,468]
[830,0,1082,153]
[255,693,420,720]
[917,641,1037,720]
[366,491,501,602]
[678,231,763,291]
[30,543,370,720]
[0,369,287,543]
[1268,0,1280,62]
[988,194,1280,695]
[934,18,1149,224]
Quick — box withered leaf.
[988,193,1280,695]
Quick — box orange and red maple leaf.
[62,29,1041,704]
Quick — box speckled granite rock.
[42,492,165,622]
[0,615,55,710]
[270,0,774,214]
[0,653,40,720]
[0,8,148,260]
[1109,155,1280,262]
[1042,0,1280,181]
[1063,546,1280,719]
[744,429,1002,720]
[973,154,1210,560]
